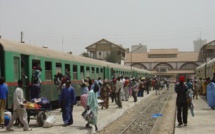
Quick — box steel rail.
[120,89,171,134]
[149,88,173,134]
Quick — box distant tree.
[81,52,89,57]
[106,50,120,63]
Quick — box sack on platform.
[43,115,56,128]
[81,109,95,122]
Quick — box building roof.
[125,51,200,62]
[85,39,128,51]
[152,70,195,75]
[148,48,178,55]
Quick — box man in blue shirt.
[0,77,8,128]
[60,77,76,126]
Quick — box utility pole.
[62,35,64,52]
[130,45,144,77]
[21,31,24,43]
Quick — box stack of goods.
[31,97,51,109]
[25,102,41,109]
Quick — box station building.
[124,48,203,81]
[85,39,129,63]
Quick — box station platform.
[175,95,215,134]
[0,91,154,134]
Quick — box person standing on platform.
[6,80,32,131]
[175,76,188,126]
[80,80,89,109]
[86,83,99,131]
[120,76,125,101]
[202,78,207,95]
[138,78,145,97]
[30,79,41,99]
[151,78,156,91]
[60,78,76,126]
[206,78,215,109]
[0,77,8,128]
[115,77,123,108]
[131,78,138,102]
[166,78,170,90]
[110,77,116,103]
[193,80,199,99]
[123,77,129,101]
[198,78,203,95]
[100,79,111,109]
[145,78,150,94]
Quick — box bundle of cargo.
[25,102,41,109]
[31,97,51,109]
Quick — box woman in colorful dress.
[100,80,111,109]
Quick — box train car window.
[32,60,40,68]
[32,60,41,79]
[91,67,95,79]
[100,68,103,78]
[96,68,99,73]
[56,63,62,74]
[111,68,114,76]
[95,68,99,79]
[65,64,71,78]
[86,66,90,77]
[14,57,20,81]
[73,65,77,80]
[80,66,84,80]
[96,68,99,79]
[45,61,52,80]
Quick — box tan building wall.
[125,48,204,78]
[85,39,128,62]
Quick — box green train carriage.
[0,38,151,109]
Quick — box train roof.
[0,38,149,73]
[207,58,215,65]
[196,62,206,70]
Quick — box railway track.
[119,89,173,134]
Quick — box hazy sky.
[0,0,215,55]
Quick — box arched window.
[153,63,173,70]
[180,63,198,70]
[131,63,147,69]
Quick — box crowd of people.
[54,74,170,131]
[0,72,172,131]
[7,68,215,132]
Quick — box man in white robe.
[6,80,32,131]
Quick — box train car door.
[103,67,106,79]
[0,43,4,77]
[21,55,30,100]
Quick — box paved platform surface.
[0,91,154,134]
[175,95,215,134]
